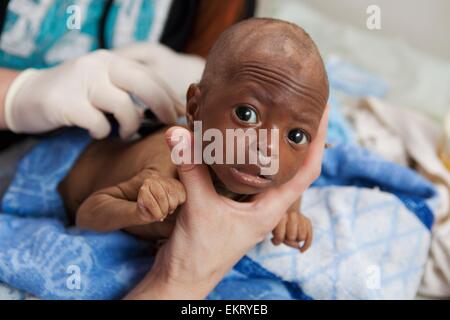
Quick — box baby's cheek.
[276,147,308,184]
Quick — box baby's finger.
[299,221,313,253]
[161,180,178,214]
[149,180,170,219]
[165,179,185,214]
[271,215,287,245]
[283,239,300,249]
[286,213,299,242]
[137,183,163,221]
[172,178,187,205]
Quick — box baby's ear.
[186,84,202,131]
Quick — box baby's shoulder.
[135,126,178,177]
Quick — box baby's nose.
[256,129,279,157]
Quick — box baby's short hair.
[200,17,329,103]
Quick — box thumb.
[165,126,216,200]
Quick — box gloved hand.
[4,49,183,139]
[116,43,205,101]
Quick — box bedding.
[346,97,450,298]
[0,58,438,299]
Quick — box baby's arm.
[76,169,185,235]
[271,196,313,253]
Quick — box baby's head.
[185,18,329,195]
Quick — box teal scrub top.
[0,0,172,70]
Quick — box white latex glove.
[4,49,183,139]
[116,43,205,101]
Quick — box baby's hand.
[271,210,313,253]
[137,174,186,222]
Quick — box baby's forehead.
[230,77,325,126]
[222,40,327,107]
[228,59,328,112]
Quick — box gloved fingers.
[115,42,172,65]
[132,74,180,124]
[90,82,141,139]
[109,59,180,124]
[66,100,112,139]
[174,98,186,117]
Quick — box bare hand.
[126,106,329,300]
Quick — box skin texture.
[60,18,329,252]
[0,68,20,130]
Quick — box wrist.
[4,69,40,133]
[0,69,21,130]
[125,264,213,300]
[125,247,221,300]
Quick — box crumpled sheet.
[346,97,450,298]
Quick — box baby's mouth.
[229,165,273,189]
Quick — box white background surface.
[300,0,450,61]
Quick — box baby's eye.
[288,129,309,145]
[234,105,258,124]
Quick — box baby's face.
[187,69,326,195]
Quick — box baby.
[59,18,329,252]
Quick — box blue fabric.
[0,215,152,299]
[324,56,389,144]
[232,256,313,300]
[314,143,435,230]
[326,57,389,98]
[326,94,355,144]
[1,130,91,221]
